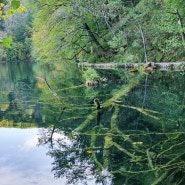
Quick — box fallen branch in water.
[78,62,185,71]
[36,76,59,97]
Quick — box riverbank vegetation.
[1,0,185,65]
[28,0,185,65]
[0,0,31,61]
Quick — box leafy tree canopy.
[0,0,26,48]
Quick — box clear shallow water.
[0,62,104,185]
[1,62,185,184]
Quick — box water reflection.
[38,128,112,185]
[0,128,64,185]
[1,62,185,184]
[0,62,42,126]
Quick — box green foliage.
[26,0,185,65]
[82,68,100,81]
[5,10,32,61]
[0,0,27,48]
[11,0,21,10]
[108,32,127,49]
[6,39,31,61]
[0,37,12,48]
[28,0,112,64]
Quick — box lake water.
[0,128,64,185]
[1,62,185,185]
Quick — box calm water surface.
[0,128,64,185]
[1,62,185,185]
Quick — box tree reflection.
[38,128,112,185]
[37,71,185,185]
[0,62,43,127]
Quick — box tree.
[6,10,32,61]
[0,0,27,48]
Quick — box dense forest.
[29,0,185,64]
[1,0,185,64]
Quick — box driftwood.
[78,62,185,71]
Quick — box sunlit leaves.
[0,37,12,48]
[7,8,15,16]
[17,6,27,12]
[5,5,27,17]
[11,0,20,9]
[0,0,26,18]
[0,0,27,48]
[0,3,4,15]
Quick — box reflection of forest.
[0,62,41,127]
[1,62,185,184]
[37,67,185,185]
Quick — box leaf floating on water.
[133,142,143,145]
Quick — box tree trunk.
[137,22,148,63]
[176,9,185,46]
[83,22,106,54]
